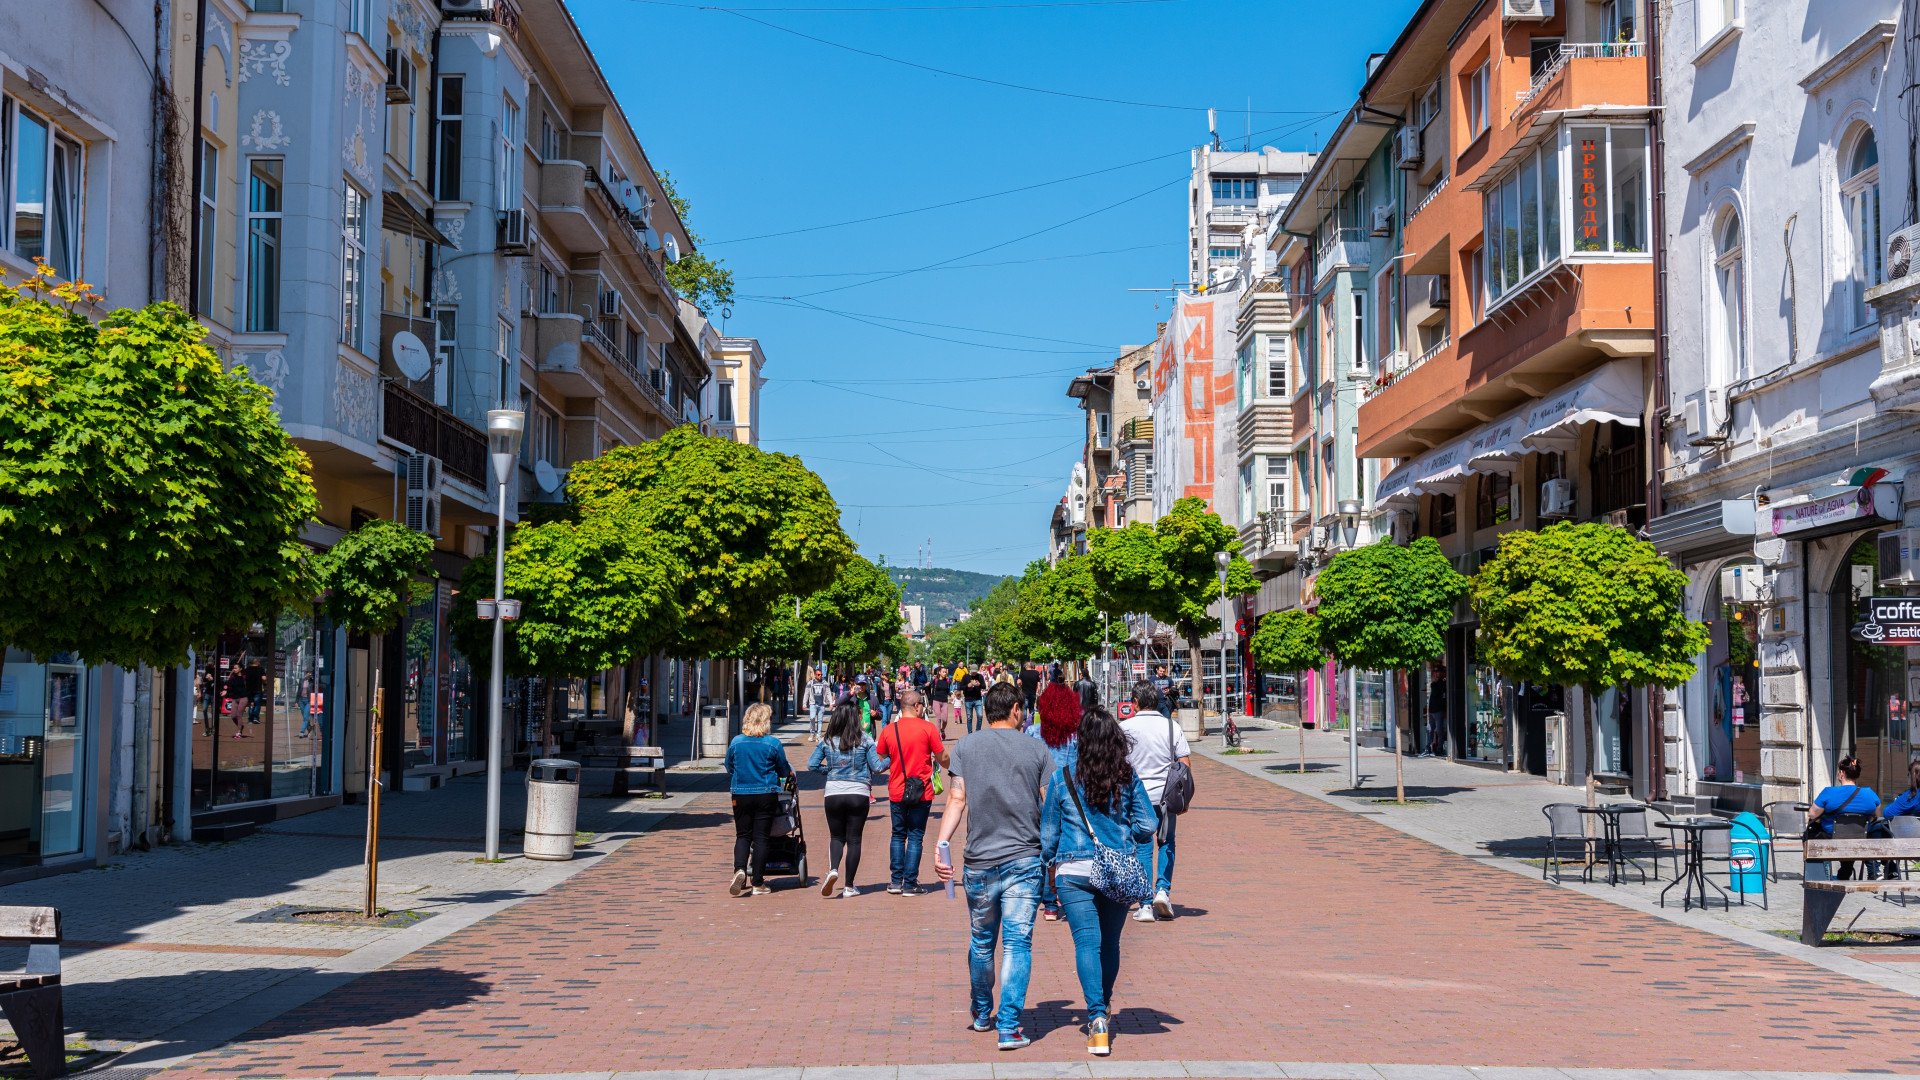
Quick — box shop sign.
[1853,597,1920,645]
[1576,135,1602,247]
[1770,484,1902,537]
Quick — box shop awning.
[1520,358,1643,452]
[1465,409,1530,475]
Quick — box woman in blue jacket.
[808,699,887,898]
[725,703,793,897]
[1040,705,1159,1058]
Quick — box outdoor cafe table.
[1577,803,1647,885]
[1658,817,1733,911]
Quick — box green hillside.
[888,566,1010,628]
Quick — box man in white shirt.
[1119,681,1190,922]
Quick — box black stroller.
[760,774,809,885]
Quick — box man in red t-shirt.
[880,690,949,895]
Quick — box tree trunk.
[615,663,639,797]
[541,674,559,759]
[1393,668,1407,803]
[363,664,384,918]
[1186,632,1204,731]
[1583,686,1598,808]
[1297,686,1307,774]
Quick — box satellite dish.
[618,180,648,219]
[391,330,432,382]
[534,459,562,493]
[662,234,681,264]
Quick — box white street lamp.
[1214,550,1232,748]
[484,407,525,862]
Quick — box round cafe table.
[1577,804,1647,885]
[1658,817,1732,911]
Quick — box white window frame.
[432,305,455,405]
[1841,125,1882,330]
[1466,62,1490,140]
[1239,462,1255,522]
[1710,206,1746,383]
[1266,336,1288,398]
[2,98,86,281]
[1265,455,1289,514]
[499,96,522,211]
[197,138,218,316]
[1350,290,1368,374]
[243,157,283,333]
[434,75,463,201]
[496,316,514,406]
[340,180,368,350]
[347,0,372,37]
[716,379,736,423]
[1696,0,1742,58]
[1096,411,1112,448]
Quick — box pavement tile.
[991,1064,1090,1080]
[800,1070,902,1080]
[1178,1064,1286,1078]
[897,1065,994,1080]
[1374,1070,1478,1080]
[1464,1070,1573,1080]
[1084,1061,1186,1079]
[1276,1067,1384,1080]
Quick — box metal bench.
[0,905,64,1078]
[1801,837,1920,946]
[579,741,666,795]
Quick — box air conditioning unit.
[383,49,414,103]
[497,209,531,254]
[1371,205,1394,237]
[1426,275,1450,308]
[1394,127,1423,170]
[1887,224,1920,281]
[402,453,443,537]
[1310,525,1329,551]
[1134,378,1151,391]
[1880,528,1920,586]
[1539,478,1575,518]
[440,0,495,15]
[1502,0,1553,20]
[1719,564,1765,605]
[599,286,623,318]
[1389,513,1412,545]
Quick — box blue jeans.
[964,700,985,731]
[1055,874,1127,1020]
[1134,804,1174,895]
[964,855,1041,1035]
[808,701,827,739]
[890,800,931,887]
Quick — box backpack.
[1161,713,1196,815]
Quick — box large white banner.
[1150,292,1238,525]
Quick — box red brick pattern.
[170,754,1920,1076]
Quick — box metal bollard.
[524,759,581,861]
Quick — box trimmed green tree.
[1248,609,1326,774]
[1005,555,1108,663]
[1313,537,1467,802]
[1470,521,1708,806]
[802,554,904,669]
[0,267,318,671]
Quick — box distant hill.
[888,566,1010,628]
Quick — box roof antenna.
[1208,108,1220,151]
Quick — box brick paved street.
[151,737,1920,1078]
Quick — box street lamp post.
[1214,550,1231,749]
[483,407,525,863]
[1337,497,1363,786]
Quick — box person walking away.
[934,683,1054,1051]
[1018,662,1042,716]
[809,700,886,897]
[1119,681,1190,921]
[961,668,988,733]
[1808,755,1882,880]
[877,690,948,894]
[928,666,955,736]
[1424,661,1448,758]
[1041,705,1158,1056]
[806,668,832,743]
[1032,678,1083,921]
[724,704,793,896]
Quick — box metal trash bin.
[699,703,733,759]
[524,758,581,861]
[1729,811,1770,894]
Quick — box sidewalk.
[1199,722,1920,991]
[0,715,728,1069]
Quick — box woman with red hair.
[1032,675,1082,921]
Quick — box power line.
[763,416,1066,441]
[742,242,1170,277]
[629,0,1189,9]
[740,295,1119,350]
[770,367,1086,386]
[814,379,1079,417]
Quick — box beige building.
[710,336,768,445]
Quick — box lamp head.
[1337,498,1363,518]
[1214,550,1231,572]
[487,408,527,458]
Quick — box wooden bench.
[1801,838,1920,946]
[0,905,64,1078]
[579,742,666,795]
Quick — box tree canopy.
[315,520,435,637]
[567,425,851,659]
[657,171,736,316]
[1088,497,1256,646]
[802,554,903,665]
[1004,554,1107,661]
[0,268,318,668]
[1470,522,1707,692]
[1249,609,1326,674]
[1313,537,1466,673]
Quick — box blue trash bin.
[1729,811,1769,894]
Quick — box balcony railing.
[1120,416,1154,444]
[1315,228,1370,285]
[1513,41,1644,115]
[382,381,487,487]
[1409,172,1449,222]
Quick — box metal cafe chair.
[1542,803,1597,882]
[1762,801,1807,883]
[1614,804,1676,881]
[1699,825,1761,909]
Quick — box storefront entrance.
[0,651,91,868]
[1833,534,1911,795]
[191,615,334,812]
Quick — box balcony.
[528,312,603,398]
[1315,229,1369,287]
[538,160,602,253]
[1235,399,1290,457]
[382,382,487,488]
[1119,416,1153,445]
[1511,42,1649,124]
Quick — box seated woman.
[1883,759,1920,819]
[1808,755,1881,880]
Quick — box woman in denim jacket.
[808,700,887,898]
[1039,705,1158,1057]
[725,704,793,897]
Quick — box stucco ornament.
[435,213,466,251]
[334,361,379,445]
[432,268,463,305]
[238,40,292,86]
[241,110,291,152]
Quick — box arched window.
[1842,126,1883,327]
[1711,208,1745,382]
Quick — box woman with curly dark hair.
[1039,705,1157,1057]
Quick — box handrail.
[1409,173,1450,221]
[1513,41,1645,115]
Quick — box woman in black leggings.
[808,699,885,898]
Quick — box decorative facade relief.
[238,40,292,86]
[207,16,235,83]
[432,268,463,305]
[391,1,431,55]
[342,62,381,187]
[435,213,466,250]
[334,359,379,445]
[241,110,291,152]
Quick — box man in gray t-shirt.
[934,682,1052,1048]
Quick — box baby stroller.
[760,774,809,885]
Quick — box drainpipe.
[1644,0,1670,805]
[150,0,175,305]
[187,0,208,316]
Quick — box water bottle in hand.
[937,840,954,899]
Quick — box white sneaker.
[821,868,840,897]
[1132,906,1157,923]
[1152,890,1174,920]
[729,870,748,897]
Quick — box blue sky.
[573,0,1422,576]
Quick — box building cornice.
[1682,122,1756,176]
[1798,20,1896,94]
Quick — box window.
[1710,208,1745,382]
[1294,451,1309,512]
[3,100,85,278]
[244,158,283,332]
[1267,337,1288,397]
[432,306,455,405]
[1600,0,1637,45]
[1483,143,1562,301]
[1265,177,1300,199]
[1266,455,1289,513]
[539,113,561,161]
[625,324,645,370]
[1476,473,1512,529]
[496,317,514,405]
[1096,412,1111,448]
[197,139,218,314]
[386,55,419,174]
[1208,246,1240,261]
[346,0,371,36]
[498,97,521,210]
[1570,125,1649,253]
[1239,462,1255,522]
[1842,126,1883,328]
[1698,0,1741,44]
[434,76,463,201]
[1211,177,1256,203]
[1373,267,1396,363]
[1529,37,1563,77]
[1236,344,1255,404]
[1465,62,1490,139]
[537,263,560,314]
[716,379,736,423]
[340,182,368,349]
[1467,246,1486,320]
[529,402,560,466]
[1433,492,1457,536]
[1350,290,1368,373]
[1321,442,1336,517]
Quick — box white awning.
[1521,358,1643,452]
[1464,408,1530,475]
[1415,442,1471,493]
[1374,458,1422,510]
